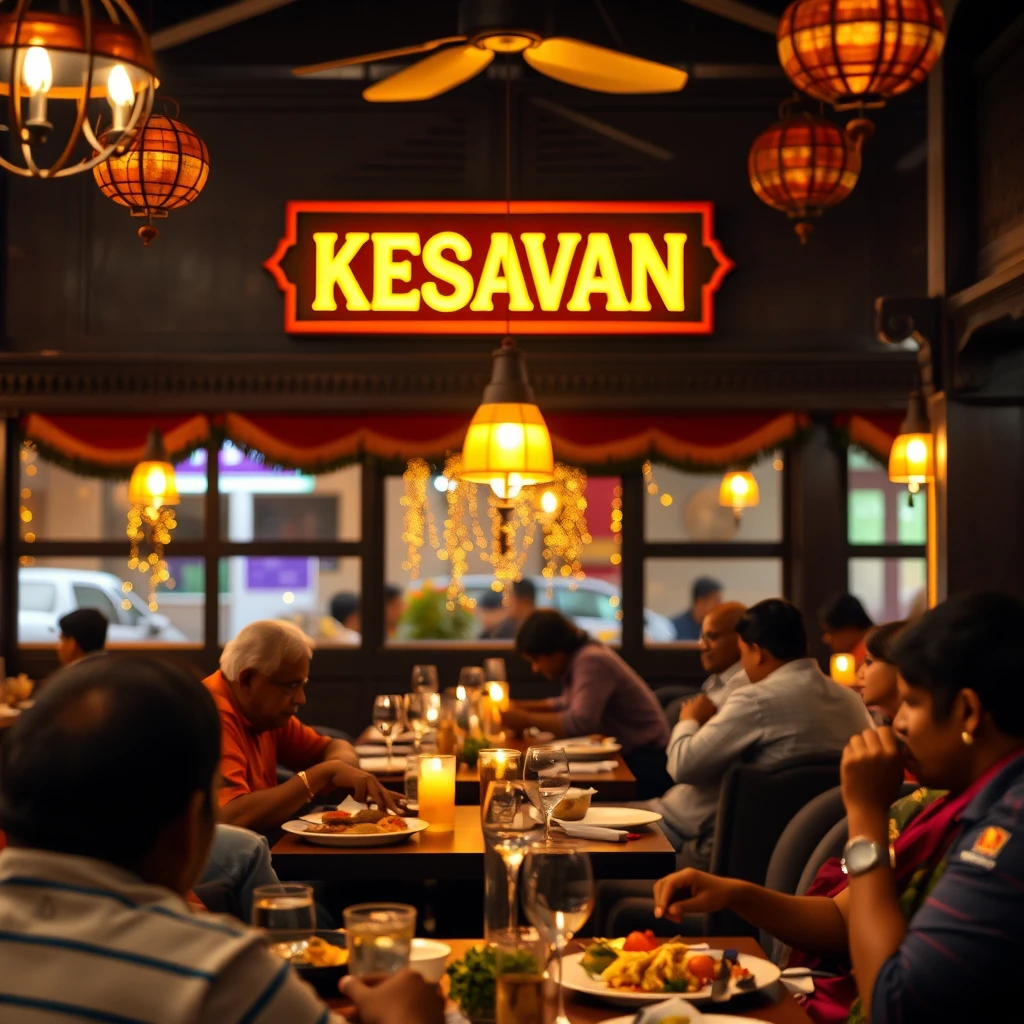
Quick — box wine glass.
[522,844,594,1024]
[482,781,542,941]
[458,666,486,697]
[522,746,571,845]
[411,664,439,694]
[373,694,405,770]
[483,657,507,682]
[404,691,439,754]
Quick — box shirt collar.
[961,748,1024,825]
[757,657,823,686]
[209,670,260,735]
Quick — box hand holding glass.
[343,903,416,979]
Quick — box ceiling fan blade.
[151,0,301,52]
[363,44,494,102]
[524,37,687,94]
[293,37,467,77]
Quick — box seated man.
[492,578,537,639]
[0,656,443,1024]
[503,610,670,798]
[662,598,872,869]
[208,620,402,832]
[819,591,874,668]
[56,607,108,666]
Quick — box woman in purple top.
[501,610,671,798]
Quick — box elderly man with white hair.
[205,620,403,832]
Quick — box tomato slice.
[686,954,718,983]
[622,930,660,952]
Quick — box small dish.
[410,938,451,983]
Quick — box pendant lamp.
[888,391,934,503]
[459,337,554,501]
[719,470,760,520]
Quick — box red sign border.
[264,200,734,335]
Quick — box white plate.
[603,1016,772,1024]
[555,807,663,830]
[561,742,622,761]
[284,815,429,847]
[559,949,781,1006]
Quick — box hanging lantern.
[720,470,760,519]
[748,106,862,243]
[94,108,210,245]
[0,0,156,179]
[127,428,179,611]
[830,652,857,685]
[888,390,934,505]
[777,0,945,112]
[459,337,555,501]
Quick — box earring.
[961,730,974,746]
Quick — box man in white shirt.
[657,598,872,869]
[0,656,442,1024]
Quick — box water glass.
[458,666,486,697]
[483,657,507,682]
[404,754,422,812]
[411,664,439,694]
[523,746,571,844]
[493,927,548,1024]
[373,693,405,770]
[405,691,440,754]
[482,780,541,940]
[252,883,316,959]
[479,748,523,808]
[343,903,416,979]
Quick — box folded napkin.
[557,822,628,843]
[568,760,618,773]
[359,755,408,773]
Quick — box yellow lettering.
[421,231,474,312]
[470,232,535,312]
[370,232,421,312]
[312,232,370,311]
[521,232,581,311]
[567,233,629,312]
[630,232,686,312]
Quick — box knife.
[710,948,736,1003]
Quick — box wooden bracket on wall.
[874,295,943,394]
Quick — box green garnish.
[581,940,619,978]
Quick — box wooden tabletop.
[0,714,19,733]
[271,805,675,882]
[329,937,813,1024]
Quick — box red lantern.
[748,109,862,243]
[777,0,945,110]
[93,112,209,245]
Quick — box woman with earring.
[651,592,1024,1023]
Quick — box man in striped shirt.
[0,656,442,1024]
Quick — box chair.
[603,754,842,937]
[653,684,699,712]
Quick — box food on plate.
[659,1017,691,1024]
[622,930,660,953]
[321,808,388,826]
[552,787,596,821]
[290,936,348,967]
[305,815,409,835]
[581,939,752,994]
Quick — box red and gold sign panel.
[265,201,733,335]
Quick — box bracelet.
[297,769,315,802]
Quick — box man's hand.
[339,970,444,1024]
[840,726,905,818]
[653,868,738,922]
[328,762,406,815]
[679,693,717,726]
[501,703,531,735]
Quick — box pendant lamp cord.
[504,51,512,340]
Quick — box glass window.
[847,449,926,545]
[644,454,784,542]
[645,557,784,642]
[216,444,361,542]
[218,556,361,646]
[848,557,927,624]
[18,557,202,645]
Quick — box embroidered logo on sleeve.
[960,826,1011,869]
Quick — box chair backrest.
[653,685,699,712]
[706,754,842,935]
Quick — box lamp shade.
[888,391,934,486]
[777,0,946,110]
[719,471,760,512]
[460,338,554,498]
[830,652,857,685]
[128,429,179,509]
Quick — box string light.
[19,441,37,565]
[610,484,623,566]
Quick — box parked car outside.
[18,567,187,644]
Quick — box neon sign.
[265,201,733,335]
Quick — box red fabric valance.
[837,413,903,464]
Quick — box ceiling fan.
[291,0,688,101]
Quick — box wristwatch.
[841,836,893,877]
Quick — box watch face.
[844,840,882,875]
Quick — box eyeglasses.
[698,630,735,644]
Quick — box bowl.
[292,930,349,998]
[410,938,452,983]
[552,787,597,822]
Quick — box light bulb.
[23,47,52,94]
[730,475,749,497]
[495,422,525,452]
[433,475,450,493]
[107,64,134,132]
[540,490,559,514]
[145,466,167,500]
[490,474,523,500]
[906,438,927,466]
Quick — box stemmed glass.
[481,780,541,941]
[458,666,486,698]
[404,691,439,754]
[522,844,594,1024]
[522,746,571,845]
[411,665,439,694]
[373,694,405,771]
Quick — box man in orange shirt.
[206,620,403,832]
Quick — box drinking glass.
[523,844,594,1024]
[411,664,439,694]
[403,754,421,812]
[373,694,405,770]
[458,666,486,697]
[343,903,417,979]
[404,691,439,754]
[523,746,571,845]
[252,883,316,959]
[493,927,548,1024]
[482,780,542,940]
[479,748,523,808]
[483,657,507,682]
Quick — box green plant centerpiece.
[460,734,488,769]
[399,582,477,640]
[447,944,541,1024]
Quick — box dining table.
[327,936,814,1024]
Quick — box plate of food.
[560,937,780,1006]
[560,736,623,761]
[287,931,349,997]
[554,806,663,830]
[285,807,429,847]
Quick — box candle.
[487,680,510,712]
[479,748,522,808]
[830,653,857,686]
[418,754,456,833]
